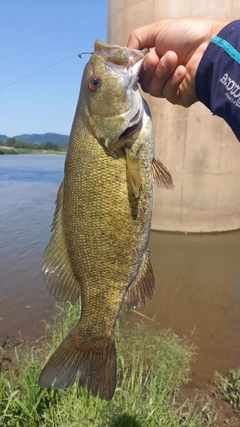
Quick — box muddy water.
[0,154,64,342]
[0,154,240,385]
[147,230,240,386]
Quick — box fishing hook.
[78,52,93,59]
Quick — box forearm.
[196,20,240,140]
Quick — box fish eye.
[88,76,101,91]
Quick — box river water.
[0,154,239,386]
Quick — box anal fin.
[124,250,155,310]
[152,155,174,190]
[42,180,81,303]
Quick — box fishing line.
[0,54,77,91]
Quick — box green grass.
[0,147,66,155]
[212,367,240,409]
[0,304,217,426]
[0,148,18,154]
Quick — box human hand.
[127,19,229,107]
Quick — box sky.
[0,0,108,137]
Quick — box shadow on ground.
[108,413,142,427]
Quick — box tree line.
[0,137,67,151]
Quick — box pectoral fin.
[125,147,142,198]
[152,155,174,190]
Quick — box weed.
[212,367,240,409]
[0,303,217,426]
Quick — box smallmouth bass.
[38,40,173,400]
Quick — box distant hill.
[0,133,69,146]
[0,134,9,142]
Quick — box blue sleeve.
[196,20,240,141]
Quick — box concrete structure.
[108,0,240,232]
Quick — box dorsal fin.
[152,156,174,190]
[42,180,81,303]
[124,250,155,310]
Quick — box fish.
[38,40,174,401]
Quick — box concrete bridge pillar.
[108,0,240,232]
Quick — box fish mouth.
[94,40,148,67]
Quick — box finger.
[140,51,178,97]
[127,22,162,50]
[138,51,159,92]
[161,65,187,105]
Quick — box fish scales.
[64,115,153,329]
[38,40,173,400]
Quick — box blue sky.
[0,0,108,137]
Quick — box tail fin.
[38,328,116,401]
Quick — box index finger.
[127,22,162,50]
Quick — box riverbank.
[1,303,239,426]
[0,146,66,155]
